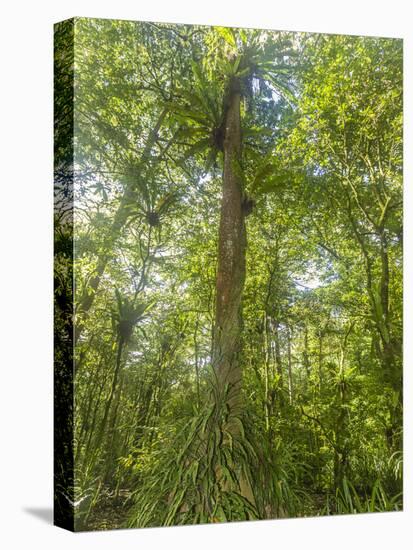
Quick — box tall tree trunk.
[286,324,293,404]
[271,318,285,411]
[273,319,283,381]
[212,77,246,416]
[91,336,125,471]
[263,313,271,431]
[318,332,323,391]
[333,324,352,491]
[346,198,402,451]
[303,325,310,378]
[104,370,125,484]
[194,317,201,409]
[210,77,256,508]
[379,233,402,451]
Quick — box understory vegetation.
[54,18,403,530]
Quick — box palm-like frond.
[165,31,299,174]
[112,289,156,342]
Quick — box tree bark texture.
[212,78,246,415]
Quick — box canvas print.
[54,17,403,531]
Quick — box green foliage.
[325,477,402,515]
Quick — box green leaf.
[215,26,237,48]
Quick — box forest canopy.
[54,18,403,530]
